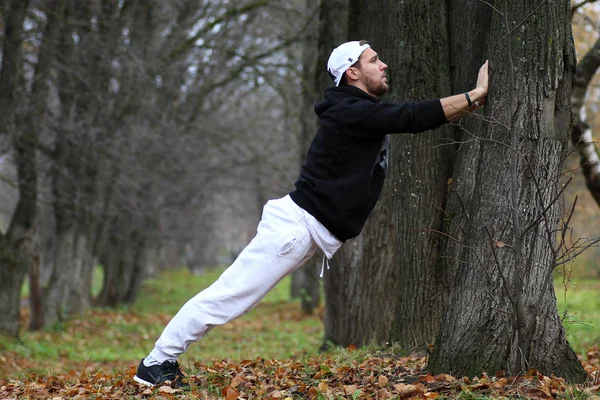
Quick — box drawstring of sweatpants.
[319,253,330,278]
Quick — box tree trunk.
[0,235,30,336]
[28,253,43,330]
[64,233,94,314]
[0,0,33,337]
[323,0,452,349]
[97,221,147,306]
[386,0,453,349]
[571,35,600,205]
[26,0,66,330]
[323,0,397,348]
[124,232,147,304]
[429,0,587,381]
[43,229,78,325]
[290,0,321,314]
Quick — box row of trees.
[0,0,308,334]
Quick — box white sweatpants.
[149,195,342,362]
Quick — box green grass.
[2,267,599,398]
[554,276,600,355]
[4,266,324,374]
[4,266,600,386]
[20,265,106,299]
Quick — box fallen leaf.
[538,382,551,397]
[393,383,424,399]
[158,385,180,394]
[344,384,358,395]
[317,381,328,392]
[378,375,389,386]
[377,388,393,398]
[223,386,239,400]
[230,374,244,388]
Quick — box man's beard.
[367,80,389,97]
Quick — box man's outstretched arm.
[441,60,489,122]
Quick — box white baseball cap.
[327,41,371,86]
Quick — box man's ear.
[345,67,360,82]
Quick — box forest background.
[1,0,600,398]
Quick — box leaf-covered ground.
[1,269,600,399]
[1,349,600,399]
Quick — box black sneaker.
[133,359,189,388]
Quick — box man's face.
[354,47,388,97]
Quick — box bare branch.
[571,0,599,19]
[165,0,273,62]
[508,0,549,36]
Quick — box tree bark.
[386,0,453,349]
[97,219,147,306]
[324,0,397,348]
[0,0,33,337]
[25,0,66,330]
[290,0,321,314]
[42,1,95,326]
[323,0,453,350]
[429,0,587,381]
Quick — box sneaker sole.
[133,375,155,387]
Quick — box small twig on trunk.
[485,226,516,306]
[508,0,549,36]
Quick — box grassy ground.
[2,267,325,378]
[1,267,599,399]
[555,275,600,356]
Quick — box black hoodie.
[289,85,447,242]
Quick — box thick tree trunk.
[324,0,452,349]
[324,204,396,347]
[429,0,587,381]
[324,0,397,347]
[386,1,453,349]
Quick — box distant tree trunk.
[26,0,66,330]
[290,0,321,314]
[429,0,587,381]
[97,218,147,306]
[571,35,600,205]
[42,2,95,326]
[124,232,149,303]
[0,0,33,337]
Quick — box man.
[134,40,489,388]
